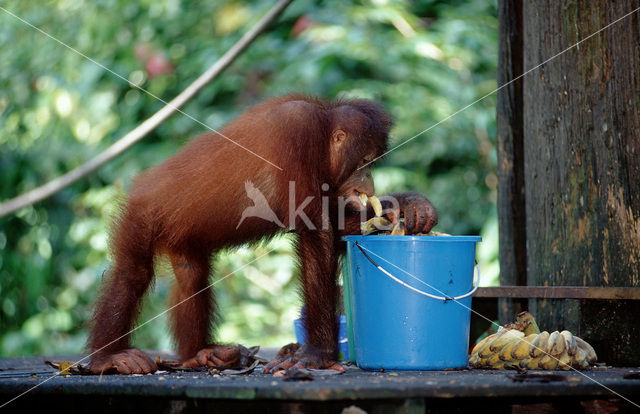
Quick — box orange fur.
[87,95,393,365]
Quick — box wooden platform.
[1,355,639,413]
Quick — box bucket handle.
[354,241,479,302]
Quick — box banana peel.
[360,216,392,235]
[357,194,383,217]
[469,312,597,370]
[359,195,448,236]
[369,196,383,217]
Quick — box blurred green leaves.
[0,0,498,356]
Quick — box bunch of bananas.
[359,195,449,236]
[469,312,597,370]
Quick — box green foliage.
[0,0,498,356]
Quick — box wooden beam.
[496,0,526,324]
[474,286,640,300]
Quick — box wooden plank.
[474,286,640,300]
[1,356,640,404]
[523,0,640,294]
[496,0,527,325]
[521,0,640,365]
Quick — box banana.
[548,331,567,356]
[516,311,541,335]
[479,336,501,358]
[487,352,502,367]
[539,354,558,370]
[469,352,481,366]
[504,361,521,370]
[359,193,369,207]
[511,333,537,360]
[561,330,577,356]
[557,350,572,371]
[499,341,518,362]
[572,347,586,365]
[521,357,541,370]
[575,336,597,364]
[476,357,490,367]
[468,313,597,371]
[530,331,550,358]
[424,231,451,236]
[572,348,589,369]
[369,196,382,217]
[470,333,499,356]
[360,216,392,235]
[390,222,405,236]
[489,329,524,353]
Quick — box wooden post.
[496,0,527,325]
[499,0,640,365]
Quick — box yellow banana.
[499,341,518,362]
[360,216,392,235]
[390,222,405,235]
[521,357,541,370]
[471,333,499,356]
[369,196,382,217]
[476,357,490,367]
[557,350,572,371]
[469,352,481,366]
[561,330,577,356]
[359,193,369,207]
[468,313,596,371]
[539,354,558,370]
[572,348,589,369]
[572,347,586,365]
[504,361,521,370]
[479,339,499,358]
[487,352,502,367]
[530,331,550,358]
[489,329,524,353]
[511,333,537,360]
[575,336,597,364]
[424,231,451,236]
[548,331,566,356]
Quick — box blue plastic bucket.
[294,315,350,360]
[342,235,481,370]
